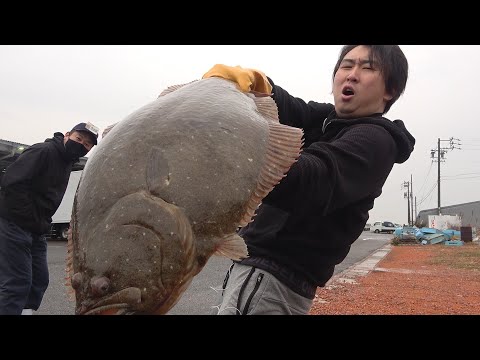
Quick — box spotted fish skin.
[66,77,303,315]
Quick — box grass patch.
[429,244,480,271]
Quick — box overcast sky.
[1,45,478,224]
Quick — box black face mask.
[65,139,88,160]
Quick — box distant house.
[416,200,480,228]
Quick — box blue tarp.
[395,226,462,245]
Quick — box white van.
[48,170,82,240]
[371,221,397,234]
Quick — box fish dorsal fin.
[214,233,248,261]
[251,95,281,123]
[238,95,304,227]
[102,122,118,138]
[158,80,198,97]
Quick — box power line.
[442,171,480,176]
[441,172,480,177]
[418,182,437,206]
[416,161,433,196]
[441,176,480,181]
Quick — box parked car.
[364,223,371,231]
[371,221,397,234]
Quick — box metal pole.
[415,196,417,223]
[410,174,414,225]
[407,182,411,225]
[438,138,441,215]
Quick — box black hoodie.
[239,81,416,299]
[0,132,74,234]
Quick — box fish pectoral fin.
[214,233,248,261]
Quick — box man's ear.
[383,92,393,102]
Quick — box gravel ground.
[309,242,480,315]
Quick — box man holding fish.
[204,45,415,315]
[66,45,415,316]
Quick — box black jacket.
[239,80,415,298]
[0,133,74,234]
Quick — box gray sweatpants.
[213,262,313,315]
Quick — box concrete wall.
[416,201,480,228]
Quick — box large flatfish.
[66,77,303,314]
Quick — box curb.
[324,243,393,288]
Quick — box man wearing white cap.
[0,122,99,315]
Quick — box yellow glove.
[202,64,272,95]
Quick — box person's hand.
[202,64,272,95]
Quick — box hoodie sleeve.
[268,77,334,129]
[263,123,398,216]
[1,144,49,221]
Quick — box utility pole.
[414,196,417,223]
[431,137,461,215]
[403,181,411,225]
[437,138,445,215]
[410,174,414,225]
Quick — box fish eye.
[71,273,83,290]
[90,276,111,297]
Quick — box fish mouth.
[77,287,142,315]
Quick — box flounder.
[66,77,303,314]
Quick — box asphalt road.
[35,231,393,315]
